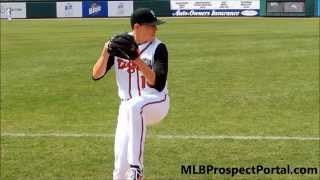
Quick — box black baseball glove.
[107,33,139,60]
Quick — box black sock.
[130,164,140,169]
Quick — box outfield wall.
[0,0,319,18]
[170,0,260,17]
[316,0,320,16]
[260,0,317,16]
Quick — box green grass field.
[1,17,319,179]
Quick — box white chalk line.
[1,133,319,141]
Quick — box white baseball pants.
[113,93,169,180]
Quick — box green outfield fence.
[0,0,319,18]
[134,0,170,16]
[0,0,171,18]
[26,1,56,18]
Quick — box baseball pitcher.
[92,8,169,180]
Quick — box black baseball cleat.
[127,167,143,180]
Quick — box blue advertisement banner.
[82,1,107,17]
[171,9,259,17]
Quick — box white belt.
[120,93,168,102]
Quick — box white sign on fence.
[57,2,83,18]
[171,0,259,10]
[108,1,133,17]
[0,2,26,19]
[170,0,260,16]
